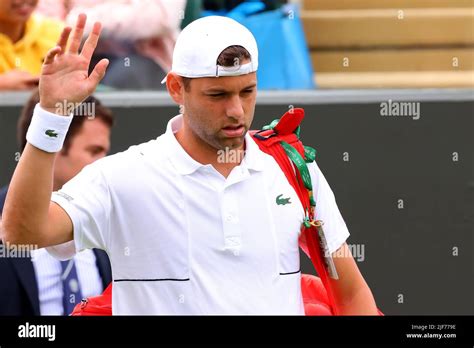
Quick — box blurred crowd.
[0,0,287,91]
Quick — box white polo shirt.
[50,114,350,315]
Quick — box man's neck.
[175,122,244,179]
[53,179,63,192]
[0,21,26,43]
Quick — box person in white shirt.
[1,14,379,315]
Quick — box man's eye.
[243,89,254,94]
[209,93,225,97]
[88,147,103,155]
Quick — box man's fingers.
[68,13,87,54]
[26,78,40,87]
[81,22,102,62]
[56,26,72,54]
[43,46,62,65]
[87,58,109,88]
[23,75,40,83]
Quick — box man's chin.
[219,136,246,150]
[215,130,246,148]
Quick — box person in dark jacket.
[0,90,113,315]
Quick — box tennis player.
[1,14,379,315]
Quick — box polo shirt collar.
[242,129,265,172]
[164,115,265,175]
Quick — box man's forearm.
[1,143,56,246]
[328,243,379,315]
[336,285,379,315]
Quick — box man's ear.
[166,73,184,105]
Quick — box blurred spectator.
[36,0,186,90]
[0,90,114,315]
[203,0,286,12]
[0,0,63,90]
[181,0,203,29]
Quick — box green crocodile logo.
[276,194,291,205]
[45,129,58,138]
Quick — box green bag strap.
[261,119,318,227]
[262,119,317,163]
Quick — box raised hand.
[39,14,109,116]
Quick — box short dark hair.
[182,45,252,91]
[17,89,114,153]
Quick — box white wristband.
[26,104,74,153]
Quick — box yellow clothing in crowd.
[0,15,63,75]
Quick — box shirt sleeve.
[45,240,77,261]
[299,161,350,255]
[49,161,111,259]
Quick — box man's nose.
[225,94,244,119]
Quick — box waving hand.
[39,14,109,115]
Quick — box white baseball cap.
[161,16,259,83]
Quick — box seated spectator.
[36,0,186,90]
[0,0,63,90]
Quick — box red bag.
[72,108,381,316]
[301,274,333,315]
[71,283,112,316]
